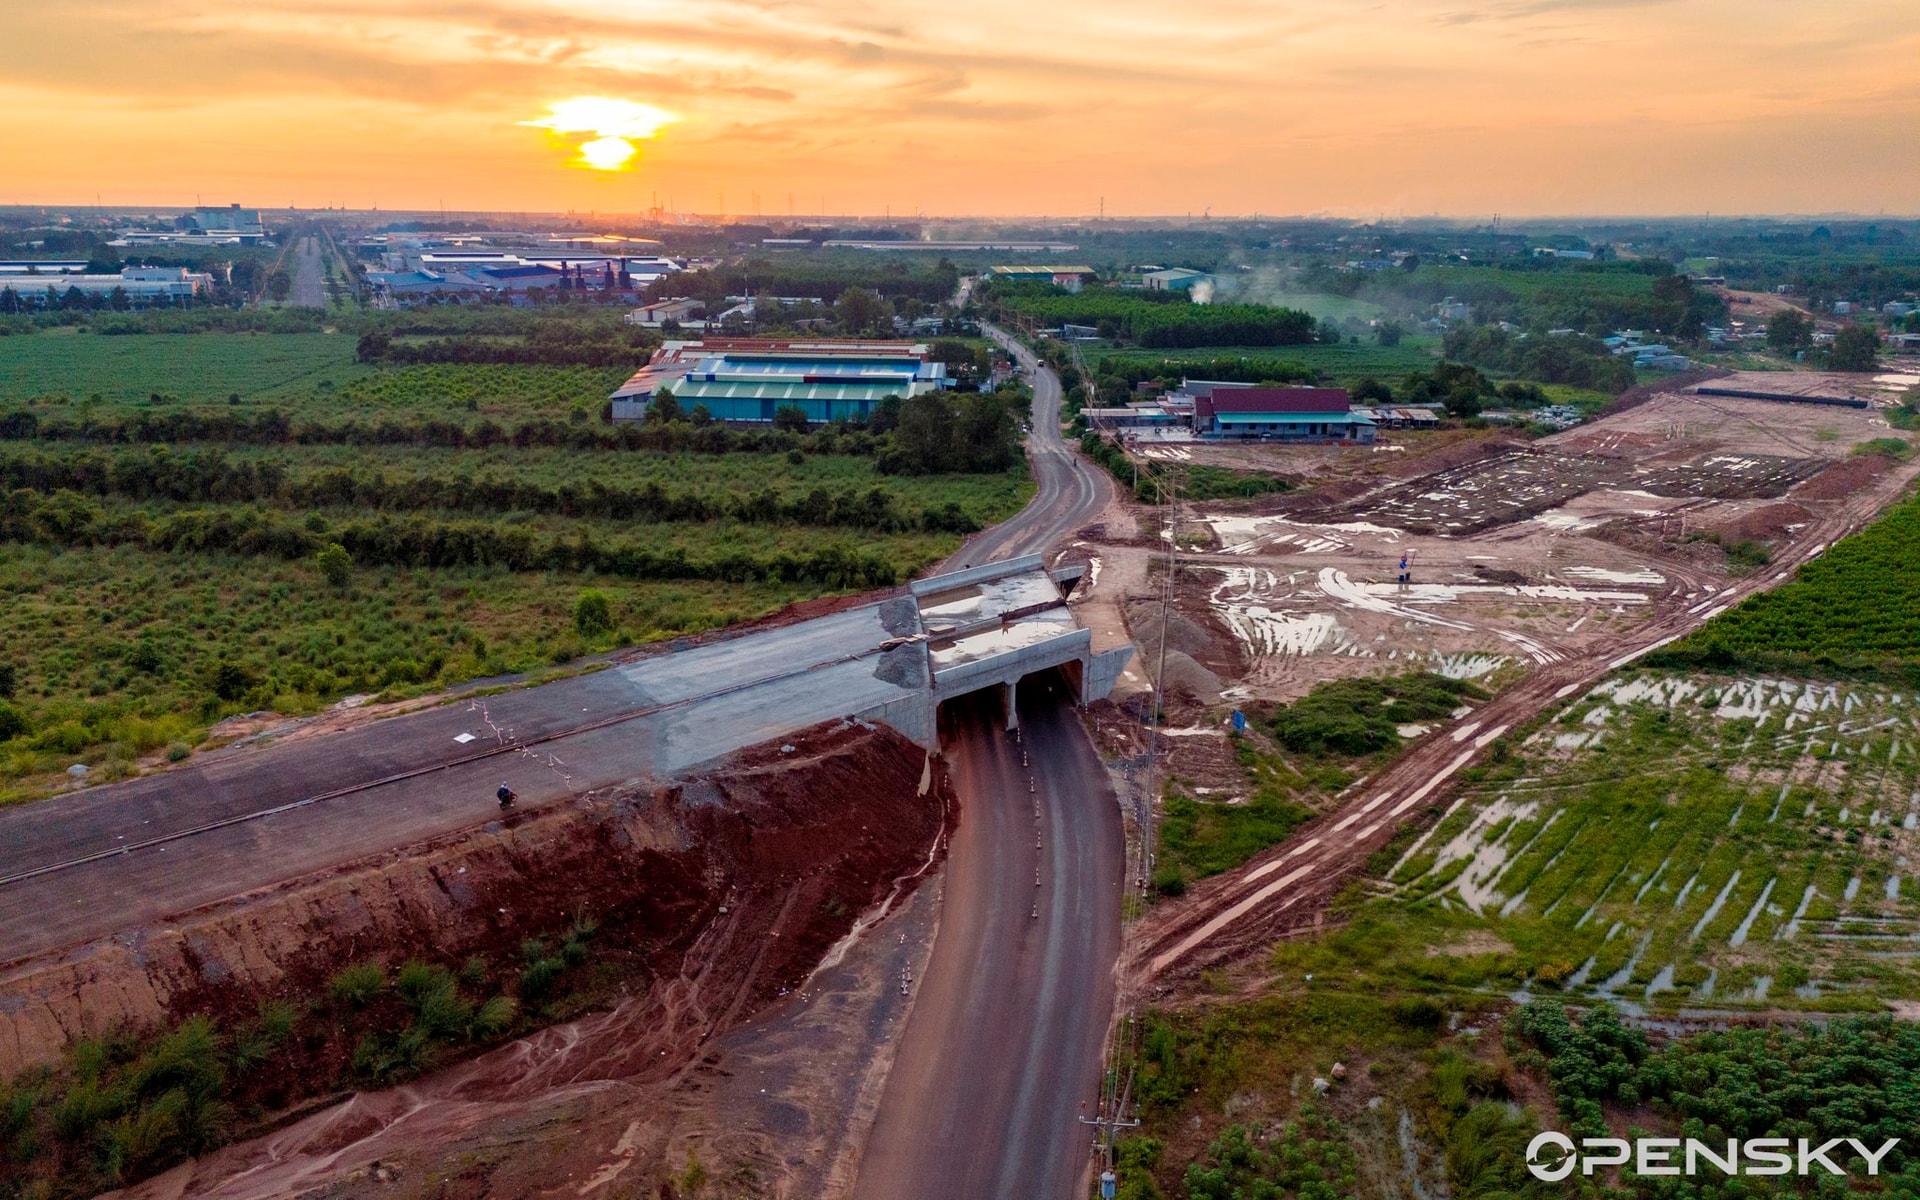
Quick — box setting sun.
[519,97,680,173]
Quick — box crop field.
[0,442,1029,523]
[1335,669,1920,1012]
[0,331,371,405]
[1657,488,1920,675]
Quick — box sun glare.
[520,97,680,172]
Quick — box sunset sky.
[2,0,1916,217]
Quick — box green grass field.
[0,330,371,405]
[1655,487,1920,676]
[0,329,1035,800]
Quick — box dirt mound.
[1713,502,1815,544]
[1152,651,1224,702]
[0,723,948,1096]
[1127,596,1242,689]
[1126,598,1221,661]
[1792,453,1896,501]
[1595,367,1732,418]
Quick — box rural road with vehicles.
[947,325,1111,570]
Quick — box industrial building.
[988,265,1095,292]
[608,338,951,423]
[0,266,213,304]
[113,204,270,247]
[1143,267,1211,293]
[1193,387,1375,442]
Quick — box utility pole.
[1082,1010,1142,1194]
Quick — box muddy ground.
[0,721,949,1199]
[1077,380,1913,728]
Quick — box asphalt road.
[289,236,326,307]
[850,686,1122,1200]
[853,333,1124,1198]
[945,326,1111,570]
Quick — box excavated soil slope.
[0,721,946,1113]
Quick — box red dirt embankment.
[0,721,946,1093]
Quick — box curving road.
[945,327,1111,570]
[854,327,1123,1199]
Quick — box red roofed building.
[1193,387,1375,442]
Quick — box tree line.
[0,448,979,533]
[0,408,903,458]
[989,283,1320,349]
[354,327,659,369]
[2,490,900,589]
[1087,355,1318,405]
[1440,327,1638,394]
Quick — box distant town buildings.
[113,204,270,247]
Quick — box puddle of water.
[1688,871,1743,941]
[1728,877,1777,947]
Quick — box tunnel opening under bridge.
[934,662,1084,742]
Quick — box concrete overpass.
[908,555,1132,733]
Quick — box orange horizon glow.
[1,1,1917,216]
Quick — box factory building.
[0,266,213,304]
[1193,387,1374,442]
[609,338,951,423]
[988,264,1095,292]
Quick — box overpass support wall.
[1082,646,1135,705]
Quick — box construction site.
[5,351,1920,1200]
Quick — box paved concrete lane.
[851,683,1122,1200]
[0,602,922,963]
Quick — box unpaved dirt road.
[1127,447,1920,987]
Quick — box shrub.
[327,961,385,1009]
[573,589,614,638]
[519,958,561,1002]
[206,660,257,703]
[471,995,518,1040]
[0,700,27,742]
[315,541,352,587]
